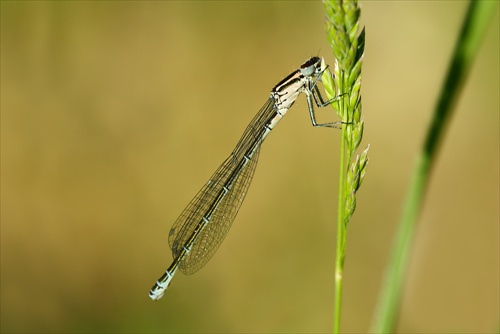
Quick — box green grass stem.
[334,124,347,334]
[370,1,498,332]
[322,1,368,332]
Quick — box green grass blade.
[370,1,498,332]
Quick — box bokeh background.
[1,1,498,333]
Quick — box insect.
[150,56,342,300]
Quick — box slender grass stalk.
[322,1,368,333]
[370,1,498,332]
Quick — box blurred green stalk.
[370,1,498,332]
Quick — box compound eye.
[299,56,321,76]
[300,64,316,76]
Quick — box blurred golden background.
[1,2,498,333]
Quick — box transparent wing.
[169,147,260,275]
[168,98,276,275]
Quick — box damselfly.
[149,56,342,300]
